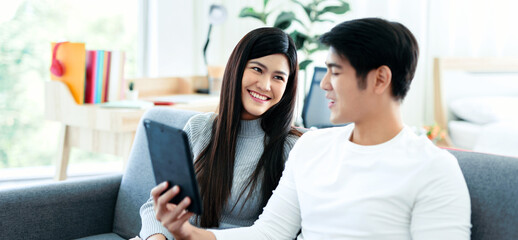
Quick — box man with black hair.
[151,18,471,240]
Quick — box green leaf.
[314,0,327,7]
[274,11,296,30]
[307,46,324,54]
[318,2,350,16]
[290,30,308,50]
[299,59,313,71]
[263,0,270,7]
[316,40,328,50]
[239,7,267,24]
[313,18,335,23]
[290,0,311,20]
[307,40,328,55]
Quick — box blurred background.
[1,0,517,182]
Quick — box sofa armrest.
[0,174,122,240]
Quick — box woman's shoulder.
[184,112,216,142]
[284,127,306,151]
[185,112,216,130]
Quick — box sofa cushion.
[76,233,125,240]
[0,174,121,240]
[112,107,199,239]
[450,150,518,240]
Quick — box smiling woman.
[241,54,290,120]
[0,0,137,172]
[138,27,303,240]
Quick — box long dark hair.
[194,27,300,228]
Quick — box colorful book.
[84,50,97,104]
[101,51,109,102]
[103,51,112,103]
[80,48,126,104]
[120,52,126,100]
[108,51,121,102]
[95,50,104,104]
[50,42,86,104]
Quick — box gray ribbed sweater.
[139,112,299,239]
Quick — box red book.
[84,50,97,104]
[103,51,112,102]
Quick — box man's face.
[320,47,373,124]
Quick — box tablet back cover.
[143,119,202,214]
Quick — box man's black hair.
[320,18,419,101]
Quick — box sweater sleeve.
[209,144,302,240]
[139,196,174,240]
[183,113,215,159]
[282,133,300,162]
[410,151,471,239]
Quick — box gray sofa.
[1,107,517,239]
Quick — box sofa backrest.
[112,107,198,239]
[450,150,518,240]
[110,110,518,240]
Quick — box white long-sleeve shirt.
[211,124,471,239]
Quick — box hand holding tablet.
[143,119,203,215]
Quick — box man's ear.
[373,65,392,95]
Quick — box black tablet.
[143,119,203,215]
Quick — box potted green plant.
[239,0,350,72]
[126,81,139,101]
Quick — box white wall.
[425,0,518,121]
[140,0,265,77]
[141,0,206,77]
[141,0,518,127]
[345,0,430,127]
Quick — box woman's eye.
[252,67,262,73]
[274,76,285,81]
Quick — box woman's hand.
[151,182,216,240]
[152,182,195,239]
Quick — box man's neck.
[350,106,403,146]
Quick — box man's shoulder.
[300,124,352,140]
[292,125,352,153]
[400,130,459,172]
[411,133,456,163]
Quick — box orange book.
[102,51,109,102]
[50,42,86,104]
[103,51,112,102]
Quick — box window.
[0,0,138,174]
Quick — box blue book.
[95,50,105,103]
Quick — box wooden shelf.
[45,76,218,181]
[45,81,145,132]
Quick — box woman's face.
[241,53,290,120]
